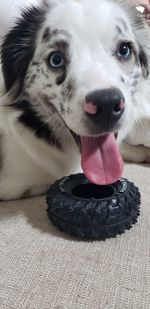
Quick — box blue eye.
[117,42,132,60]
[48,52,64,68]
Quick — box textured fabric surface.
[0,164,150,309]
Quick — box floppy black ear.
[1,2,48,93]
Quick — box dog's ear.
[1,1,48,93]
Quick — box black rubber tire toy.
[46,173,141,240]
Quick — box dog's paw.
[0,183,50,201]
[120,142,150,163]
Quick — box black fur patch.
[65,80,74,100]
[61,79,74,101]
[1,2,49,93]
[120,76,125,84]
[42,27,51,41]
[56,71,67,85]
[52,40,69,52]
[139,46,149,78]
[13,99,62,149]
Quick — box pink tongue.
[81,133,123,185]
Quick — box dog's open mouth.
[71,132,123,185]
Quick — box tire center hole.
[72,183,114,199]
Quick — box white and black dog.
[0,0,150,200]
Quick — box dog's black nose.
[84,88,125,130]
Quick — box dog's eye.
[117,42,132,60]
[48,52,64,68]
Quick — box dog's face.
[2,0,150,139]
[1,0,150,184]
[23,0,150,136]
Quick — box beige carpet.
[0,163,150,309]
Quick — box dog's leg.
[21,184,50,199]
[0,182,51,201]
[121,142,150,163]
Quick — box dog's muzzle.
[84,87,125,131]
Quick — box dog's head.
[1,0,150,184]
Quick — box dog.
[0,0,150,200]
